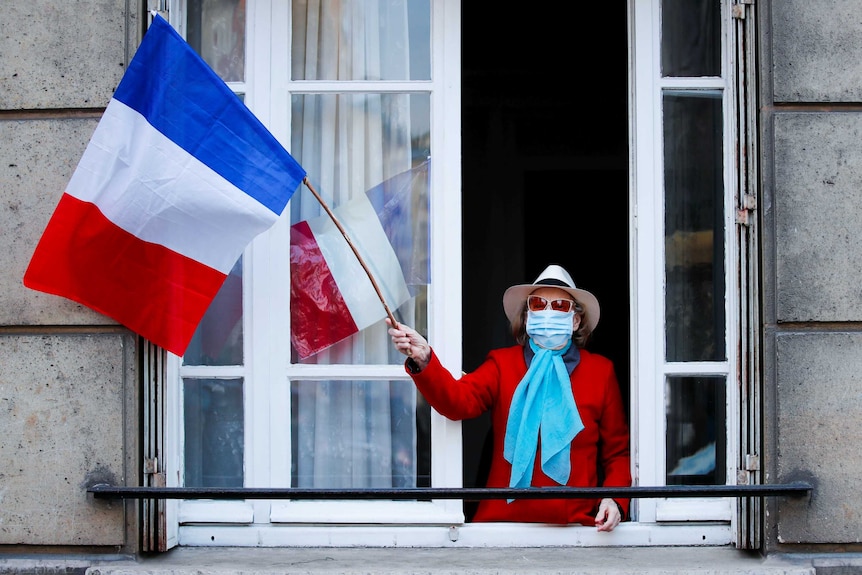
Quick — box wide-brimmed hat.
[502,264,600,333]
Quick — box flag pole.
[302,177,401,329]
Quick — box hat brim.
[502,283,601,333]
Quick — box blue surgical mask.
[526,309,574,349]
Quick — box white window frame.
[630,0,739,532]
[164,0,745,548]
[167,0,468,541]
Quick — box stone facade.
[1,0,862,568]
[762,0,862,553]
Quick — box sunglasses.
[527,295,576,313]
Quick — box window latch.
[736,194,756,225]
[732,0,754,20]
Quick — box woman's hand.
[594,498,622,532]
[386,318,431,370]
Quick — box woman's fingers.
[595,498,621,532]
[385,319,430,366]
[386,318,417,356]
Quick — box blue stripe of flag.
[113,14,305,215]
[365,159,431,287]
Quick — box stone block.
[776,332,862,544]
[0,334,129,545]
[773,113,862,323]
[0,0,130,110]
[772,0,862,102]
[0,118,116,326]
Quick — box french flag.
[23,14,306,356]
[290,160,429,360]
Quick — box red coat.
[408,345,631,525]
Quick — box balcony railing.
[88,482,812,501]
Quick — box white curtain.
[289,0,420,488]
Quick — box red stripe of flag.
[24,194,226,354]
[289,220,358,359]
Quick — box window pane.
[291,0,431,80]
[184,378,244,487]
[186,0,246,82]
[289,93,430,365]
[666,376,726,485]
[661,0,720,77]
[184,258,243,366]
[291,379,430,488]
[664,91,726,362]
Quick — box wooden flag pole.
[302,177,401,329]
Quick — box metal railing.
[88,482,812,501]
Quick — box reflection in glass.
[666,376,725,485]
[289,93,430,366]
[186,0,246,82]
[661,0,720,77]
[288,4,432,494]
[184,258,243,366]
[291,0,431,81]
[291,379,430,488]
[184,378,244,487]
[664,91,725,362]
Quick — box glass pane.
[666,376,726,485]
[184,258,243,366]
[291,379,431,488]
[289,93,430,365]
[183,378,244,487]
[661,0,720,77]
[291,0,431,80]
[186,0,246,82]
[664,91,726,362]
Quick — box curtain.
[289,0,421,488]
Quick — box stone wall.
[0,0,141,553]
[4,0,862,561]
[763,0,862,552]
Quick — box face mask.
[526,309,574,349]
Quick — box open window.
[152,0,755,548]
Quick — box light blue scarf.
[503,339,584,494]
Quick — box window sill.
[177,522,733,548]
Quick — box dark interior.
[460,3,631,510]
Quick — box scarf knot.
[503,339,584,495]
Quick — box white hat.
[502,264,600,333]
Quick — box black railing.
[88,482,812,500]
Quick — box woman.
[387,264,631,531]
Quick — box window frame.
[168,0,467,530]
[630,0,740,528]
[163,0,747,548]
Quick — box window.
[163,0,749,547]
[168,0,465,543]
[632,0,739,530]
